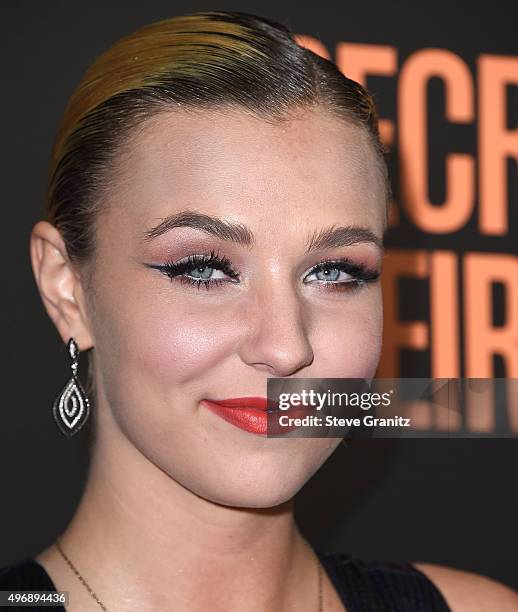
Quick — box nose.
[237,282,314,377]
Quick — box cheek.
[95,294,242,390]
[310,287,383,377]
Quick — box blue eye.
[303,258,380,293]
[147,250,240,290]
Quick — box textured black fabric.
[317,551,452,611]
[0,553,451,611]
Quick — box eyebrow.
[142,210,384,254]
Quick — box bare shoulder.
[413,562,518,611]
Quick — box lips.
[204,396,278,411]
[201,396,315,436]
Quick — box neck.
[50,401,319,611]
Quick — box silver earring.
[52,337,91,437]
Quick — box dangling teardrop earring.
[52,337,91,437]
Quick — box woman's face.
[83,107,386,508]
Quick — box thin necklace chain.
[55,539,109,611]
[54,539,323,611]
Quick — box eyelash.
[149,249,380,293]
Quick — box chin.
[195,476,304,509]
[178,439,341,509]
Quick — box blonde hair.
[47,10,388,272]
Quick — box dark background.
[2,0,517,591]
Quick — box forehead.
[105,107,386,240]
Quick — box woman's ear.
[29,220,94,351]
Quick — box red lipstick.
[201,396,315,436]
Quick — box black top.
[0,551,451,611]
